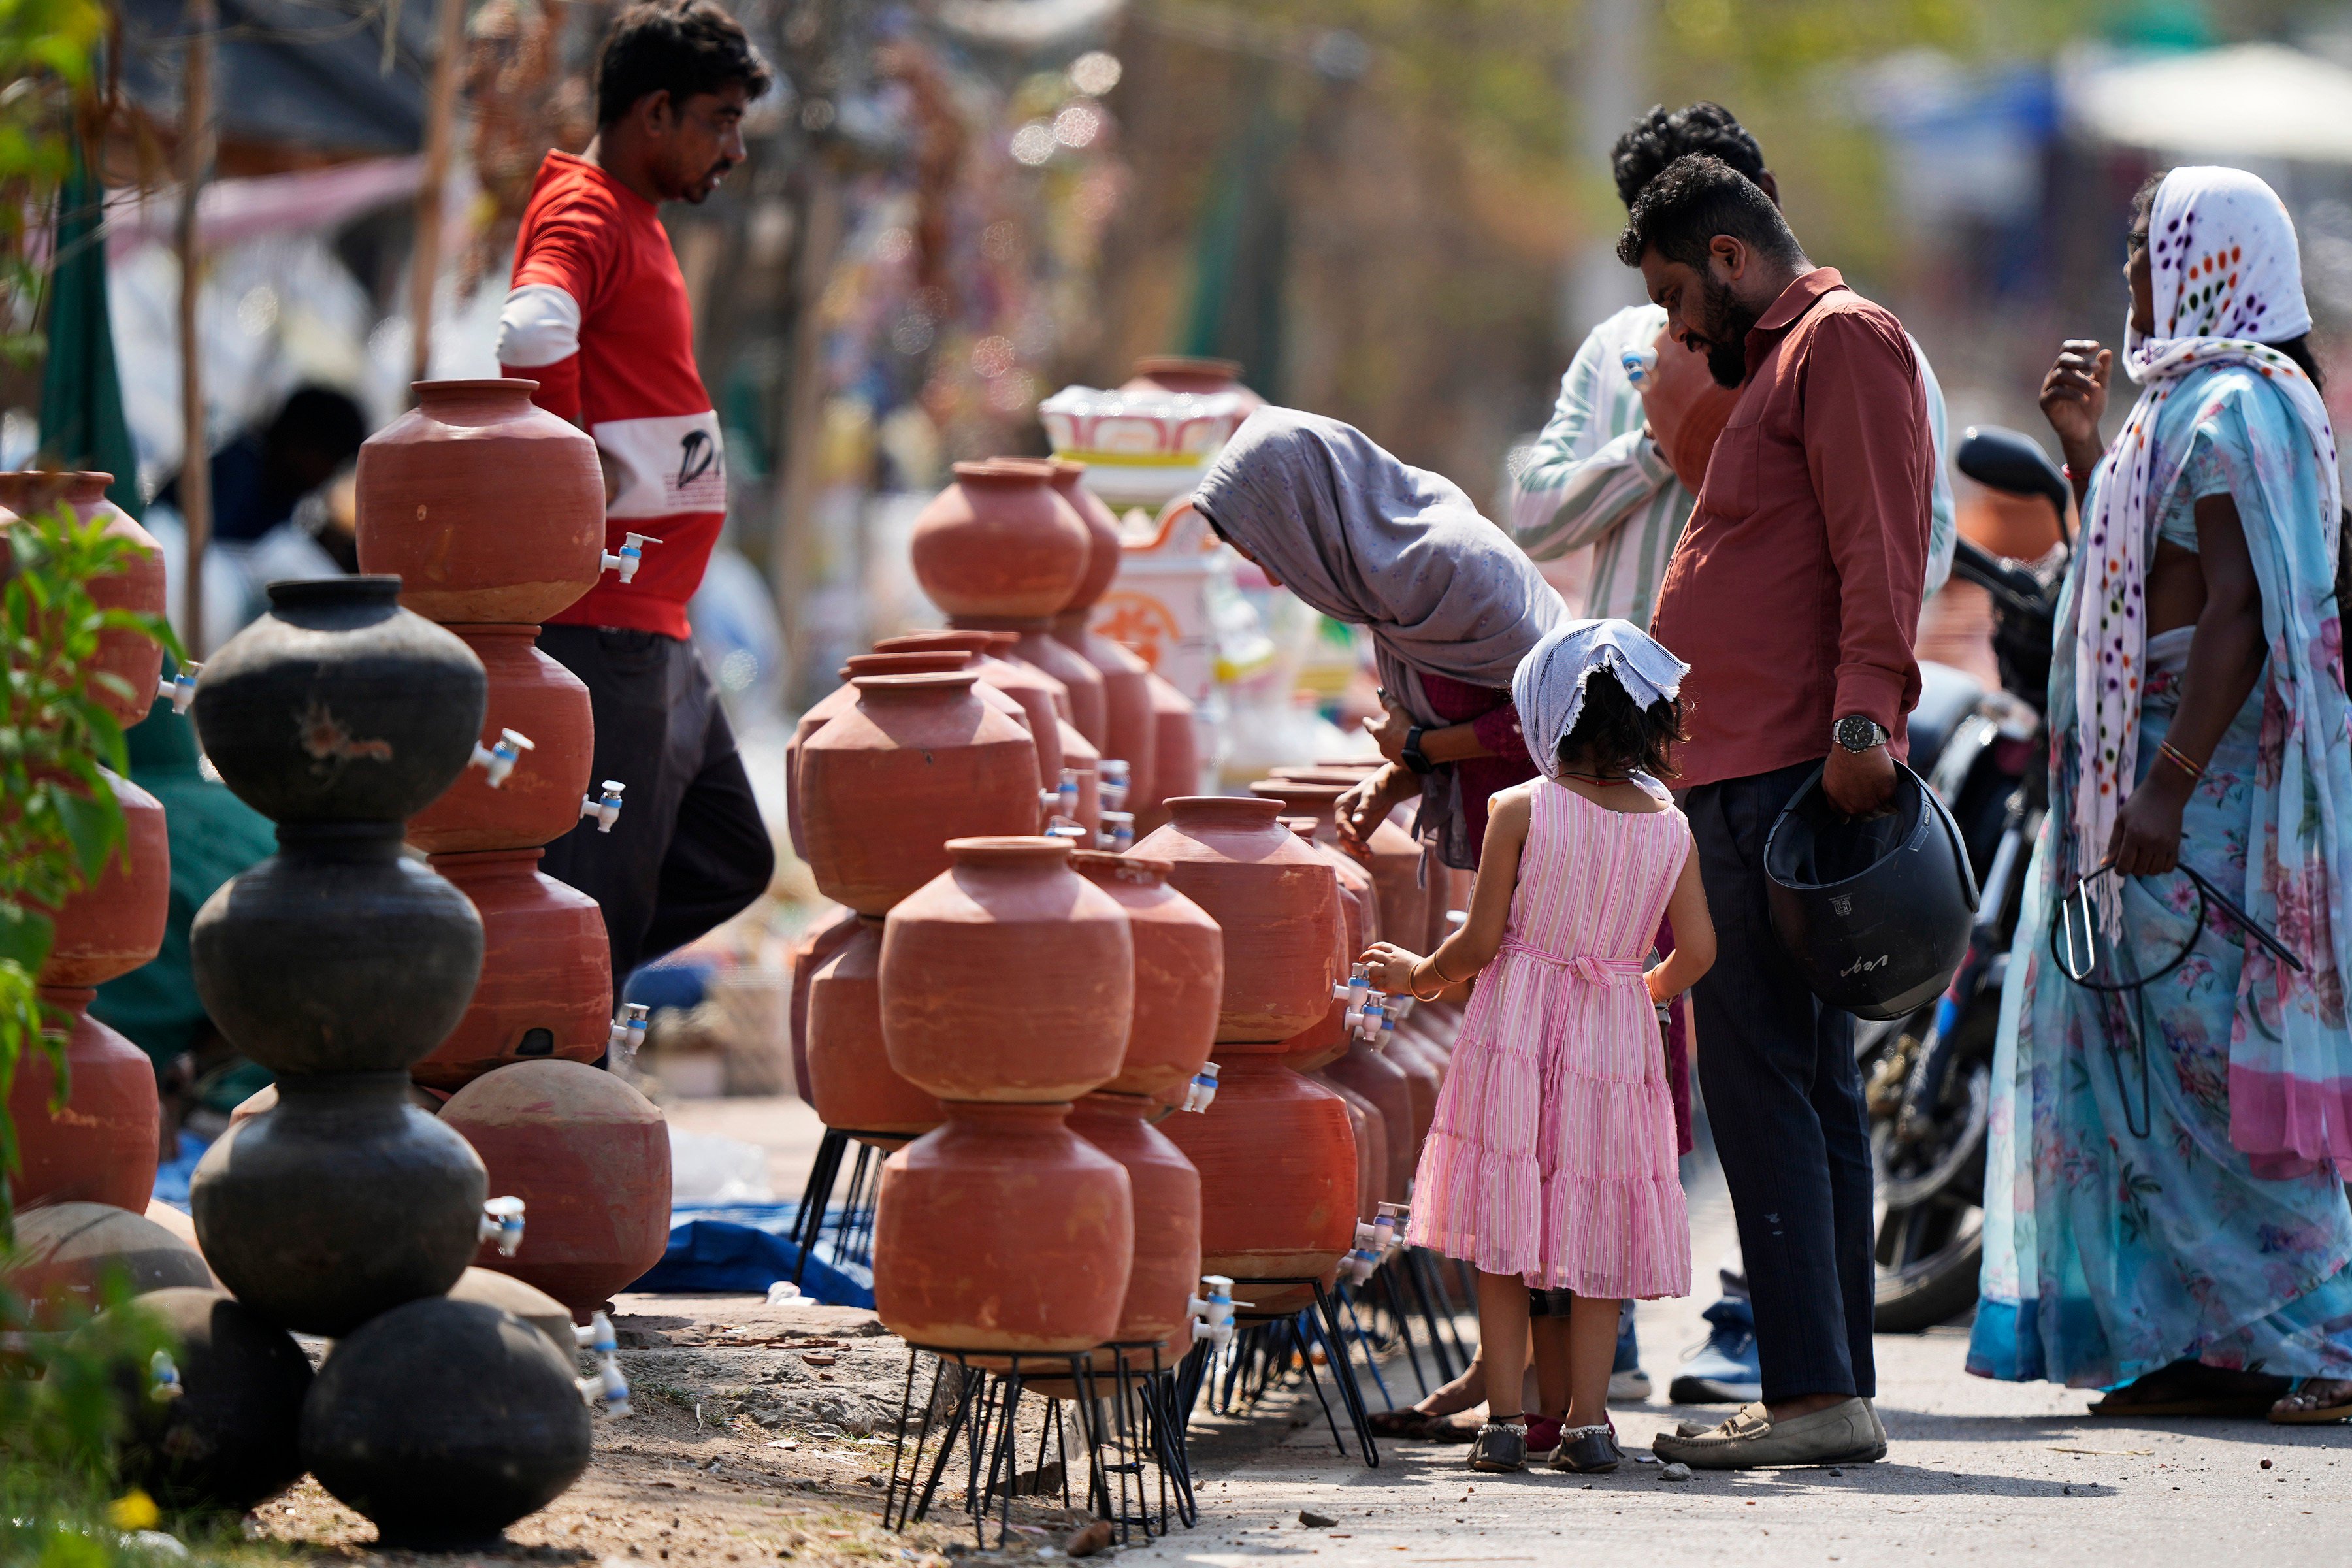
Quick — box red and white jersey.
[497,150,724,638]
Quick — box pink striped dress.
[1405,779,1691,1298]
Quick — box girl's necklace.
[1561,770,1629,787]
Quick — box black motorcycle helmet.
[1764,761,1980,1021]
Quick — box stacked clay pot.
[355,378,674,1326]
[1275,817,1384,1228]
[1136,798,1353,1316]
[358,379,613,1090]
[797,673,1043,1149]
[186,576,593,1543]
[1047,460,1155,810]
[14,769,169,1211]
[872,837,1135,1351]
[0,471,168,725]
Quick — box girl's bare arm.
[1359,786,1530,997]
[1645,845,1715,1003]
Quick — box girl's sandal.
[2270,1380,2352,1424]
[1469,1421,1529,1473]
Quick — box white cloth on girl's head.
[1511,618,1690,782]
[2067,165,2340,915]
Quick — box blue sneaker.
[1609,1300,1650,1402]
[1669,1296,1761,1405]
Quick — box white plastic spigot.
[1343,1245,1382,1286]
[1098,759,1130,815]
[1374,1201,1408,1255]
[608,1002,650,1066]
[601,532,663,583]
[467,728,535,789]
[1045,821,1087,844]
[1058,768,1081,819]
[148,1348,183,1402]
[1353,1220,1384,1252]
[157,662,201,714]
[480,1195,526,1256]
[1181,1061,1220,1113]
[574,1310,633,1417]
[1334,964,1372,1011]
[581,781,626,832]
[1099,811,1134,853]
[1621,346,1659,385]
[1187,1274,1242,1352]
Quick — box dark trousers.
[536,625,774,1007]
[1684,759,1876,1403]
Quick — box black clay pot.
[301,1297,593,1550]
[190,1073,488,1336]
[191,577,485,825]
[5,1201,213,1326]
[93,1287,311,1512]
[191,826,484,1076]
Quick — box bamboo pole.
[175,0,214,655]
[406,0,469,393]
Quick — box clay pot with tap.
[1070,852,1220,1100]
[355,379,606,625]
[409,850,610,1090]
[406,626,593,855]
[10,1002,161,1212]
[1256,774,1426,945]
[0,472,167,725]
[1048,461,1154,804]
[1158,1055,1354,1284]
[797,673,1042,916]
[909,461,1090,623]
[870,630,1065,785]
[788,904,862,1105]
[805,918,943,1140]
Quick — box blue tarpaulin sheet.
[630,1205,874,1308]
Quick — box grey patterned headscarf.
[1192,408,1565,866]
[1511,619,1690,781]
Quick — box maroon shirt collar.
[1743,267,1848,374]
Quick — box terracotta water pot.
[406,626,593,855]
[880,837,1131,1102]
[100,1287,312,1512]
[910,460,1090,622]
[10,995,161,1211]
[1056,718,1103,838]
[1066,1092,1200,1350]
[1324,1039,1416,1202]
[355,378,606,624]
[438,1058,673,1318]
[1137,674,1198,832]
[1130,798,1339,1046]
[788,904,862,1104]
[1070,852,1220,1098]
[410,850,611,1090]
[1157,1055,1354,1282]
[806,918,942,1139]
[301,1296,593,1549]
[798,673,1042,915]
[1383,1026,1441,1154]
[978,623,1107,749]
[193,825,485,1077]
[870,630,1065,783]
[872,1101,1132,1352]
[1252,776,1426,945]
[1047,460,1154,799]
[6,1203,212,1326]
[1264,796,1380,944]
[3,472,167,725]
[1309,1068,1384,1224]
[1271,816,1364,1073]
[191,1071,488,1336]
[785,652,1032,858]
[37,770,168,987]
[193,577,487,825]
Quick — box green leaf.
[0,906,52,971]
[48,773,119,882]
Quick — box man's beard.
[1696,271,1759,388]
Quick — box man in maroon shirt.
[1625,156,1932,1470]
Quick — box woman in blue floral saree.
[1971,166,2352,1420]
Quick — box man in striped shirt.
[1509,103,1956,628]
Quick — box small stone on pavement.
[1299,1510,1337,1528]
[1659,1462,1694,1482]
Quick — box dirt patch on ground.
[250,1296,1128,1567]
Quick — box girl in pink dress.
[1364,621,1712,1475]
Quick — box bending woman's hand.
[1336,763,1418,848]
[2106,769,2190,877]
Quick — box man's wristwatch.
[1832,715,1889,755]
[1401,725,1435,775]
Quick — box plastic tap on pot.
[574,1311,632,1418]
[1375,1200,1408,1252]
[466,728,535,789]
[1181,1061,1220,1113]
[600,533,663,583]
[1099,810,1134,853]
[148,1348,183,1402]
[1057,768,1081,820]
[581,781,626,833]
[479,1195,526,1256]
[158,662,201,714]
[1334,964,1371,1011]
[1099,758,1130,814]
[608,1002,650,1066]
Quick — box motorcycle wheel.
[1871,990,1997,1333]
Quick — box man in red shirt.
[496,0,774,1003]
[1625,156,1932,1471]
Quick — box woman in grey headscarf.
[1192,408,1566,868]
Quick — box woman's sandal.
[2270,1379,2352,1424]
[1368,1406,1482,1441]
[2089,1361,2291,1418]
